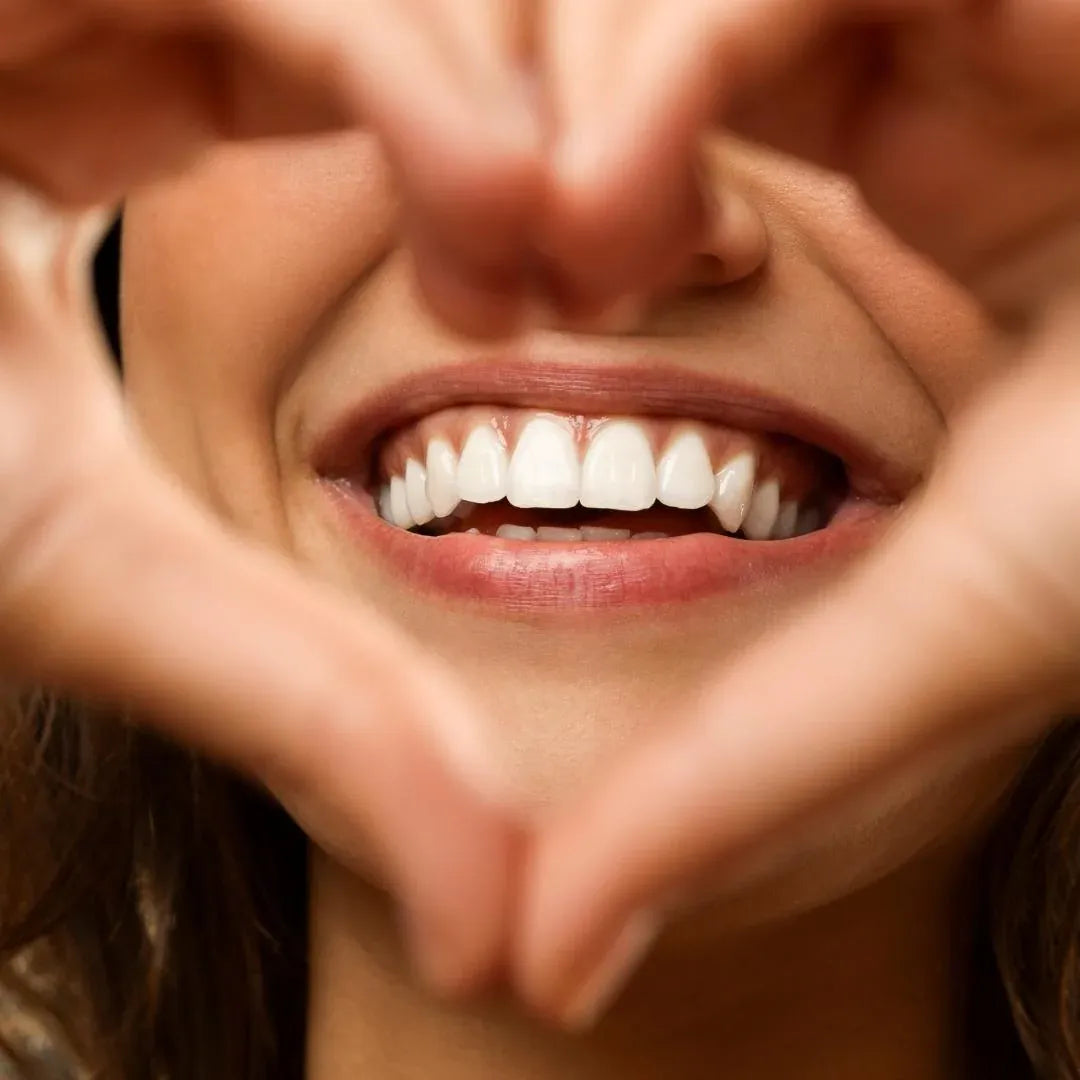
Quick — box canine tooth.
[457,425,508,504]
[743,478,781,540]
[405,460,434,525]
[711,452,756,533]
[582,527,632,541]
[657,431,714,509]
[537,527,583,542]
[389,476,414,529]
[426,438,460,518]
[508,416,581,509]
[497,524,538,540]
[633,532,669,540]
[581,421,657,511]
[377,485,393,523]
[773,500,799,540]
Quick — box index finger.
[515,304,1080,1025]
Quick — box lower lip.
[321,482,892,612]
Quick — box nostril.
[695,185,770,288]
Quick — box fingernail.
[558,909,661,1030]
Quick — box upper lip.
[307,355,917,502]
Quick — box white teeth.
[381,418,824,544]
[773,500,799,540]
[496,524,537,541]
[537,527,583,542]
[457,425,508,504]
[657,431,714,510]
[581,421,657,512]
[711,452,756,533]
[377,485,393,524]
[389,475,414,529]
[405,460,434,525]
[582,527,632,541]
[508,416,581,509]
[743,478,781,540]
[426,438,460,519]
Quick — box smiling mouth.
[310,362,899,609]
[363,406,845,542]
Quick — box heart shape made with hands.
[1,0,1080,1031]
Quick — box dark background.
[93,220,122,360]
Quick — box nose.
[686,182,770,290]
[551,176,770,334]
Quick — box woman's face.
[121,133,1022,927]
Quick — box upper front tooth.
[711,451,756,533]
[457,425,508,504]
[405,459,434,525]
[389,475,414,529]
[426,438,460,518]
[508,416,580,509]
[581,421,657,511]
[743,478,781,540]
[657,431,714,510]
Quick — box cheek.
[727,142,1005,415]
[121,133,398,513]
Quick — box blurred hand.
[515,0,1080,1025]
[0,0,547,996]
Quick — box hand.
[0,0,547,995]
[513,0,1080,1025]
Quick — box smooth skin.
[0,0,1078,1027]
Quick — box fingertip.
[542,129,706,313]
[408,229,529,340]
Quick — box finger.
[0,439,519,996]
[516,303,1080,1026]
[540,0,889,311]
[208,0,544,335]
[6,0,544,336]
[0,205,519,994]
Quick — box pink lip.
[322,484,890,612]
[308,359,903,612]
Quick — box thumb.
[516,301,1080,1025]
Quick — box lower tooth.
[796,508,822,536]
[497,525,538,541]
[633,532,669,540]
[581,527,632,541]
[773,501,799,540]
[537,527,583,542]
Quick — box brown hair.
[2,694,1079,1078]
[0,692,308,1078]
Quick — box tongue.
[453,503,719,537]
